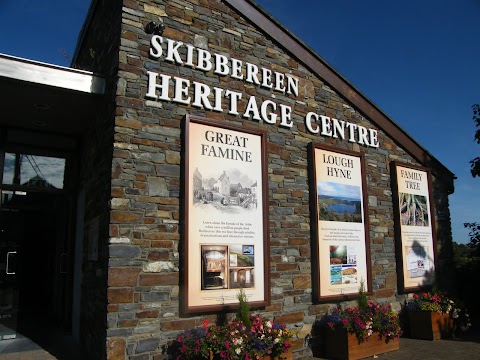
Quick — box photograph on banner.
[393,163,436,290]
[184,116,268,312]
[310,144,371,301]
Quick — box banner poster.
[183,115,269,313]
[392,162,436,292]
[310,144,371,301]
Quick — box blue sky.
[0,0,90,66]
[0,0,479,243]
[256,0,480,245]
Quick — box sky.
[0,0,90,66]
[254,0,480,245]
[0,0,479,243]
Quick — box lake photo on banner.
[327,203,356,214]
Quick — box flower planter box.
[209,341,294,360]
[210,350,293,360]
[408,311,454,340]
[321,327,399,360]
[259,340,294,360]
[260,351,293,360]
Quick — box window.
[2,152,66,190]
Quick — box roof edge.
[71,0,99,68]
[0,53,105,95]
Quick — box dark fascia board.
[71,0,99,68]
[224,0,455,191]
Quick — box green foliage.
[356,280,368,312]
[465,103,480,256]
[454,241,480,267]
[464,222,480,252]
[470,104,480,177]
[236,288,251,328]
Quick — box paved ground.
[310,330,480,360]
[363,332,480,360]
[0,349,56,360]
[1,331,480,359]
[0,332,83,360]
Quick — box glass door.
[0,191,22,340]
[0,130,76,346]
[0,137,73,343]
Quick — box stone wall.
[73,0,454,359]
[431,175,455,292]
[74,1,122,359]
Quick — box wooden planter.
[260,342,294,360]
[321,327,399,360]
[210,347,293,360]
[262,350,293,360]
[408,311,454,340]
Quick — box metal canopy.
[0,54,105,136]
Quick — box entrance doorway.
[0,190,76,355]
[0,147,79,357]
[0,55,102,358]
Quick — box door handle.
[6,251,17,275]
[60,252,67,274]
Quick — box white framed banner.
[182,115,269,313]
[391,162,436,293]
[309,143,372,302]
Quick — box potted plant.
[309,283,401,360]
[406,291,471,340]
[166,290,294,359]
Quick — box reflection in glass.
[2,153,15,185]
[2,153,65,189]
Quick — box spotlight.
[145,22,165,35]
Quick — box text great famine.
[201,130,252,162]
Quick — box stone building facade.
[0,0,455,359]
[72,0,454,358]
[72,0,455,358]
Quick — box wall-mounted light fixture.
[145,22,165,35]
